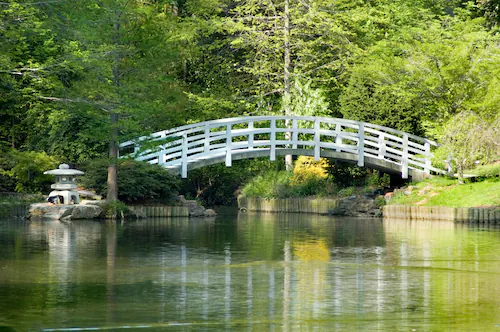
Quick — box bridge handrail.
[120,116,443,178]
[119,116,438,148]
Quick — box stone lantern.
[43,163,84,205]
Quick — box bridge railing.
[119,116,443,178]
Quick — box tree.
[437,111,499,182]
[339,6,500,137]
[0,1,77,151]
[39,1,187,205]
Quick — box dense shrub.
[79,159,180,204]
[242,171,293,198]
[243,157,337,198]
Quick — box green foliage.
[99,200,129,219]
[283,79,330,117]
[79,159,180,204]
[366,171,391,188]
[0,150,60,194]
[375,196,386,207]
[337,186,356,197]
[242,171,293,199]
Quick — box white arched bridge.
[119,116,445,179]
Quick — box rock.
[80,199,106,206]
[177,195,188,204]
[28,203,102,220]
[368,209,383,217]
[204,209,217,217]
[77,189,102,201]
[384,192,394,202]
[329,207,346,216]
[29,203,74,220]
[69,205,102,220]
[418,189,429,196]
[183,200,206,217]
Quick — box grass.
[389,177,500,208]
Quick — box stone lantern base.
[48,190,80,205]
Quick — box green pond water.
[1,213,500,331]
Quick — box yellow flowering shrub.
[291,156,330,185]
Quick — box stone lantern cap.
[43,163,84,176]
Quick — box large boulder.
[29,203,74,220]
[204,209,217,217]
[69,205,102,220]
[28,203,102,220]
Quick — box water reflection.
[0,215,500,330]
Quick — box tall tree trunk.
[107,112,119,202]
[283,0,293,171]
[107,18,121,210]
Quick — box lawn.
[388,177,500,208]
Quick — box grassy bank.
[388,177,500,208]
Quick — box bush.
[79,159,180,204]
[242,158,336,198]
[475,163,500,179]
[366,170,391,188]
[337,186,356,197]
[291,156,329,184]
[242,171,293,198]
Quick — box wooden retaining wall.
[238,196,339,214]
[383,205,500,223]
[128,205,189,218]
[0,203,29,218]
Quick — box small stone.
[204,209,217,217]
[418,189,429,196]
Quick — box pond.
[1,213,500,331]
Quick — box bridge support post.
[181,134,188,178]
[402,134,409,179]
[357,123,365,167]
[248,122,254,149]
[378,134,386,159]
[424,142,431,175]
[226,124,232,167]
[204,124,210,153]
[335,123,342,152]
[292,119,298,149]
[270,119,276,161]
[314,119,320,161]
